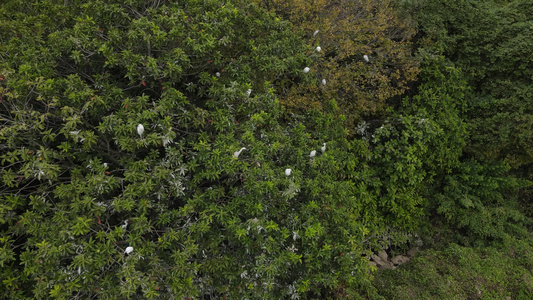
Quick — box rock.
[378,250,388,262]
[371,254,383,265]
[407,247,419,258]
[391,255,410,266]
[371,254,395,270]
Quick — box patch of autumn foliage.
[254,0,419,127]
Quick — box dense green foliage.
[399,51,529,246]
[408,0,533,195]
[1,0,532,298]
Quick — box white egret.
[316,46,321,52]
[310,150,317,158]
[285,168,292,176]
[363,55,369,62]
[124,246,133,254]
[303,67,310,73]
[233,147,247,158]
[313,30,319,37]
[246,89,252,96]
[321,143,326,153]
[321,79,326,86]
[137,124,144,138]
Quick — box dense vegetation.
[0,0,531,298]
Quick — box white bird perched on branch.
[310,150,317,158]
[303,67,310,73]
[363,55,370,62]
[137,124,144,138]
[246,89,252,96]
[321,79,327,86]
[321,143,326,153]
[316,46,321,52]
[233,147,246,158]
[124,246,133,254]
[285,168,292,176]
